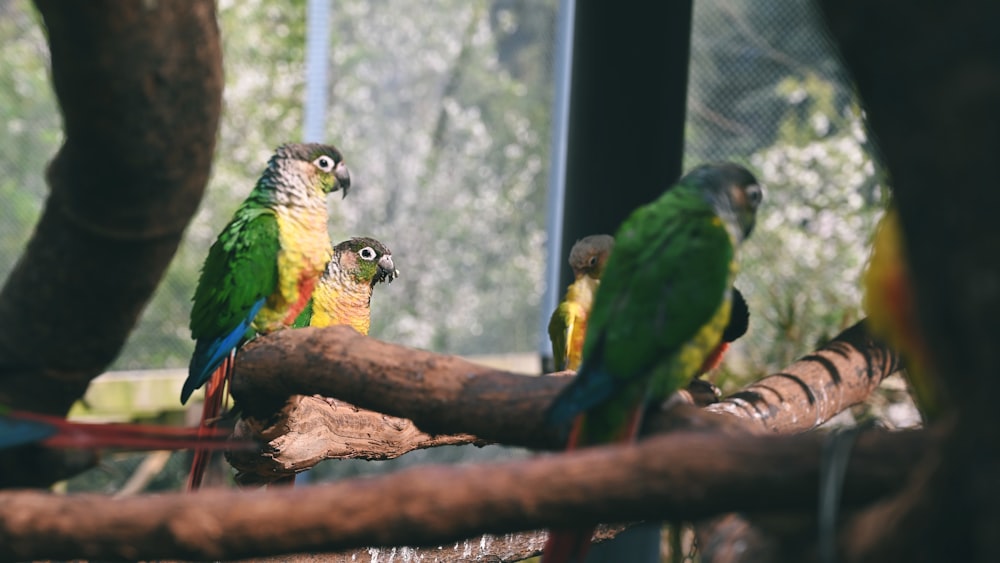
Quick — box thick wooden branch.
[704,320,900,434]
[228,320,899,483]
[0,428,926,562]
[232,326,570,449]
[817,1,1000,561]
[0,1,222,487]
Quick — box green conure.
[184,143,350,490]
[542,162,763,563]
[548,234,615,372]
[293,237,399,333]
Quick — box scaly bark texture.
[0,1,222,486]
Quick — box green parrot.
[258,238,397,488]
[542,162,762,563]
[293,237,399,332]
[183,142,350,490]
[548,234,615,372]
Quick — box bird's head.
[682,162,763,245]
[268,143,351,200]
[568,234,615,280]
[333,237,399,287]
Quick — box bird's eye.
[588,256,598,267]
[744,184,763,207]
[313,155,335,172]
[359,247,376,260]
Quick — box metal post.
[303,0,331,142]
[538,2,695,560]
[297,0,331,487]
[540,2,694,368]
[539,0,578,369]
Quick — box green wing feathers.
[190,206,281,340]
[587,189,734,385]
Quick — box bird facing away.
[863,206,942,419]
[294,236,399,332]
[183,142,349,490]
[542,162,762,563]
[549,234,615,372]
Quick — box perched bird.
[0,407,247,451]
[700,286,751,374]
[294,237,399,331]
[863,206,942,419]
[548,234,615,372]
[258,238,398,488]
[184,142,350,490]
[542,162,762,563]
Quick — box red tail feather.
[699,341,730,374]
[7,410,242,451]
[544,408,644,563]
[543,528,595,563]
[187,352,234,491]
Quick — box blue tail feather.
[182,298,265,404]
[545,360,617,429]
[0,416,57,449]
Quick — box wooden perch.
[816,1,1000,561]
[703,320,900,434]
[228,320,899,482]
[231,326,570,448]
[0,427,927,562]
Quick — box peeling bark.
[241,526,627,563]
[229,395,484,486]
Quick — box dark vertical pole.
[545,2,694,561]
[541,1,694,371]
[560,1,694,266]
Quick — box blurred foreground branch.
[0,427,926,561]
[0,0,222,487]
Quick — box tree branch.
[703,320,900,434]
[817,1,1000,561]
[227,320,899,483]
[0,428,926,562]
[0,1,222,487]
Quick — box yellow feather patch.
[253,206,332,333]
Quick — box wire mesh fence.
[0,0,882,383]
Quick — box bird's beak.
[376,254,399,284]
[335,162,351,198]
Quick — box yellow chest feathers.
[253,206,332,332]
[309,277,373,335]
